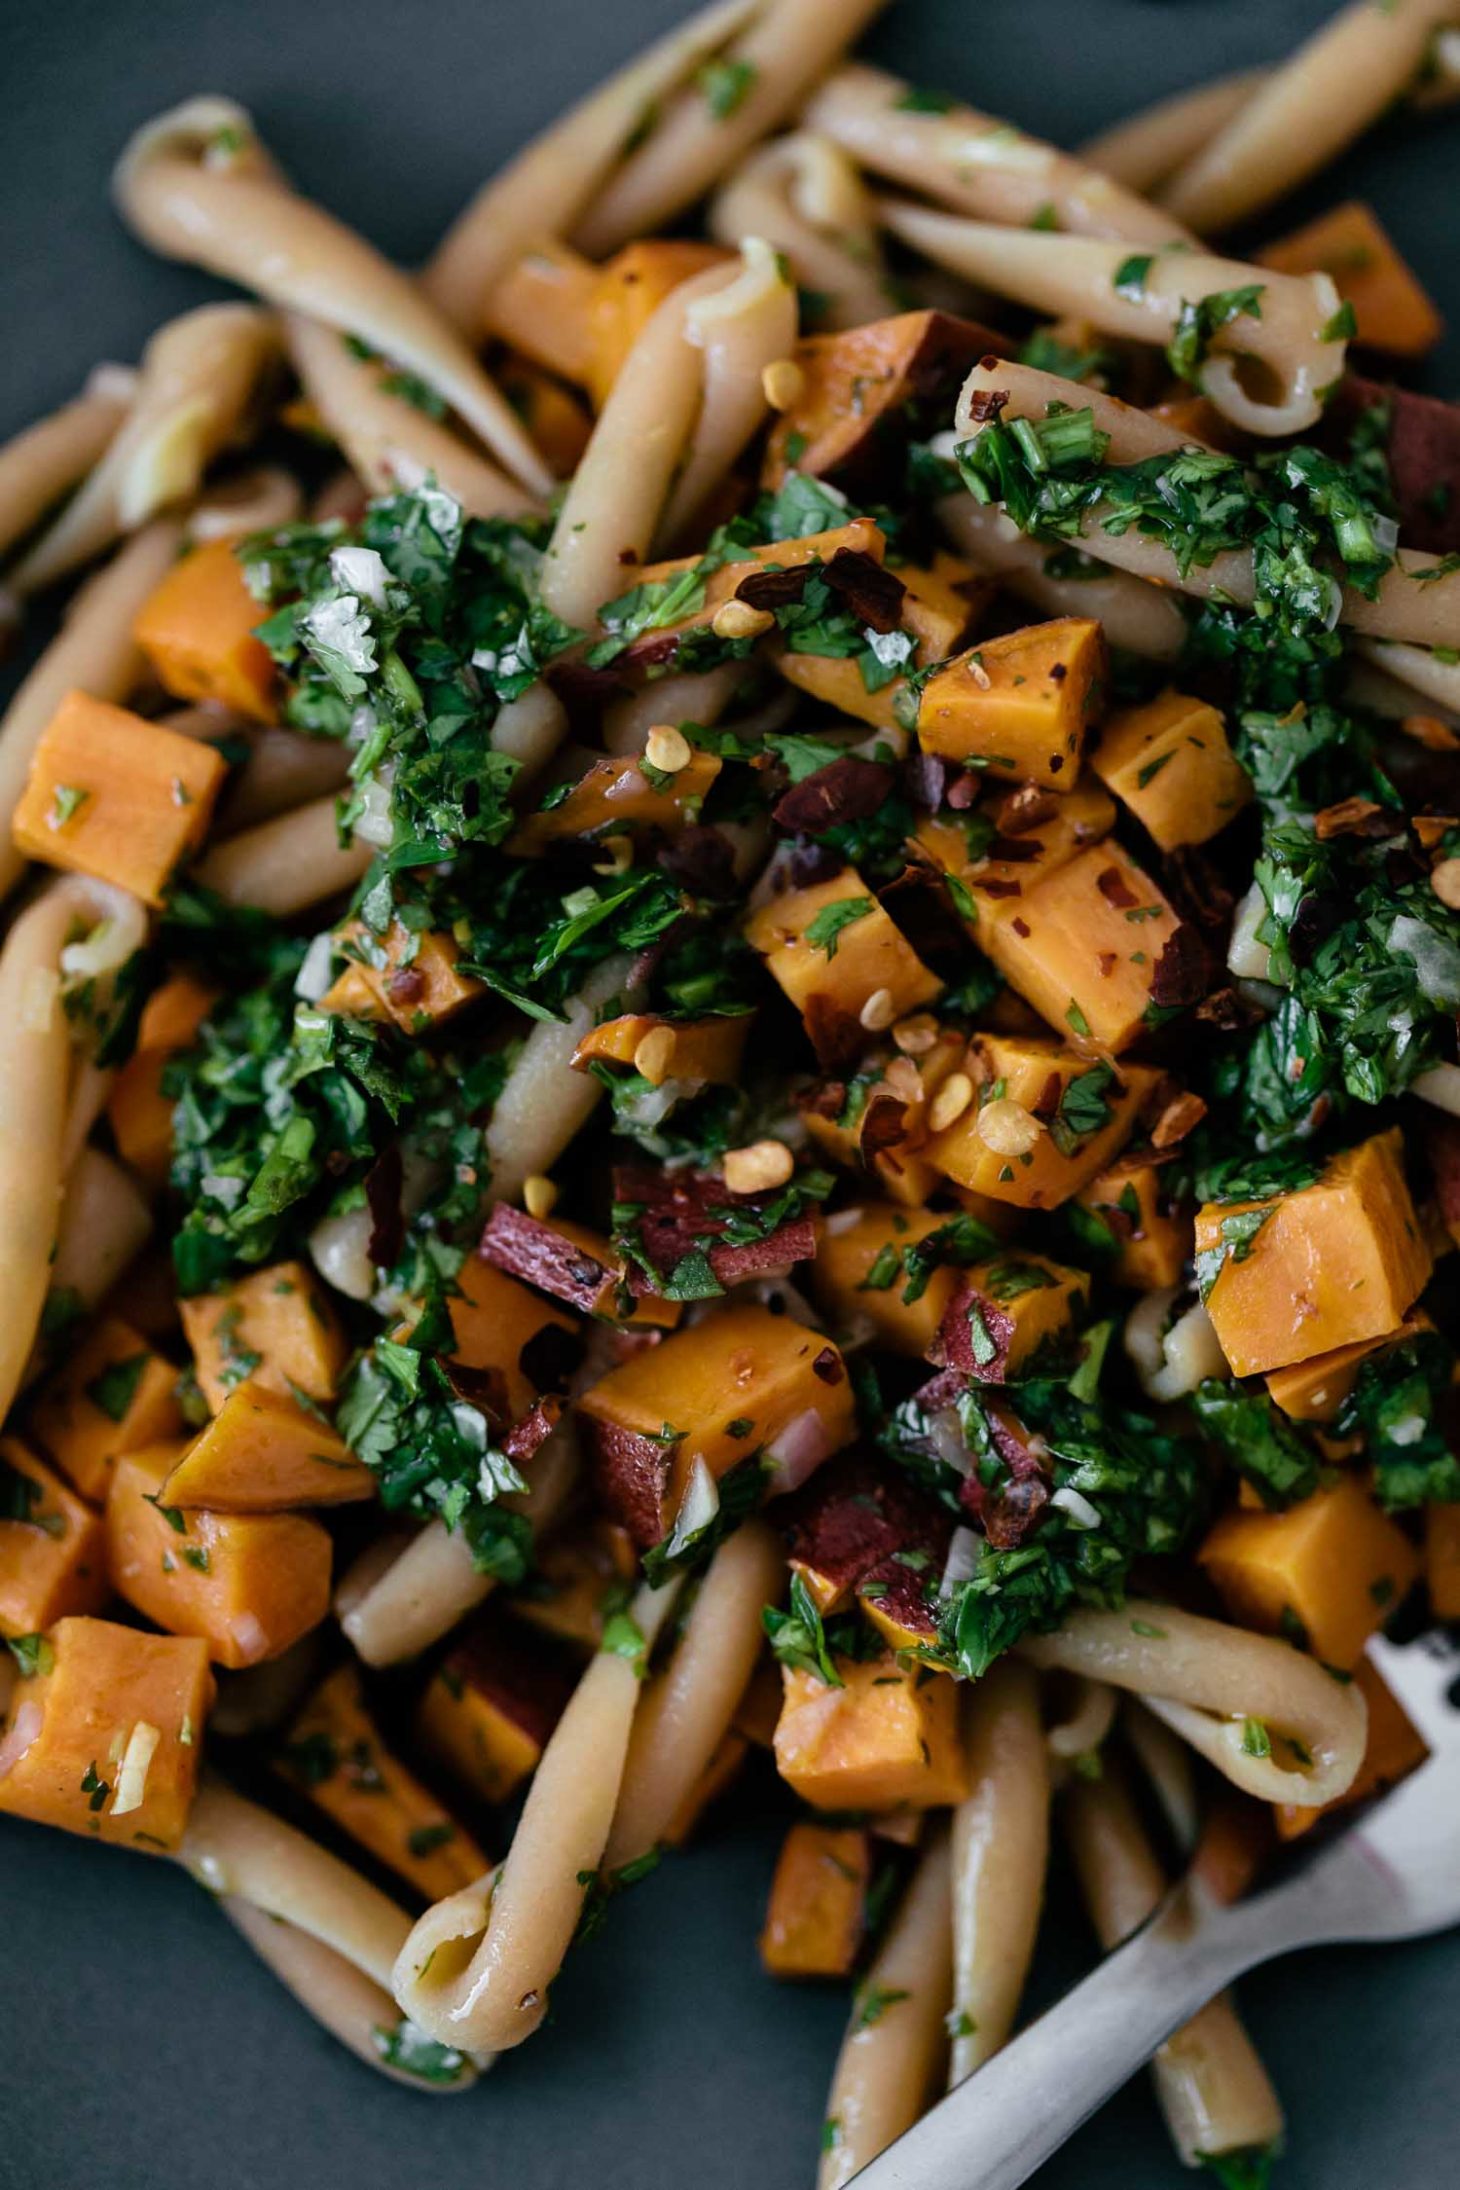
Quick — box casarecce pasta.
[0,2,1456,2182]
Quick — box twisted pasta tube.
[0,366,135,569]
[711,132,890,331]
[193,794,373,916]
[937,496,1188,661]
[947,1660,1048,2087]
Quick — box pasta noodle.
[710,132,891,332]
[483,954,640,1206]
[657,240,799,550]
[947,1660,1048,2086]
[0,367,135,569]
[192,794,373,915]
[112,99,552,498]
[1078,73,1266,195]
[804,63,1191,245]
[936,497,1188,660]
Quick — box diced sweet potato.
[1264,1315,1431,1425]
[133,538,278,721]
[929,1255,1090,1383]
[774,1654,967,1812]
[447,1256,580,1418]
[479,1204,679,1329]
[1197,1131,1431,1378]
[744,867,942,1064]
[161,1382,372,1510]
[1427,1504,1460,1620]
[760,1821,870,1978]
[664,1729,750,1847]
[572,1011,751,1088]
[418,1616,576,1805]
[1273,1655,1427,1840]
[318,919,484,1032]
[776,552,988,732]
[485,241,599,384]
[497,355,594,477]
[12,691,227,907]
[784,1456,950,1616]
[508,750,721,855]
[926,1034,1159,1210]
[1199,1474,1420,1669]
[276,1663,488,1898]
[912,778,1117,948]
[1091,690,1252,851]
[0,1440,109,1637]
[29,1319,183,1503]
[586,240,734,409]
[105,975,218,1186]
[973,840,1186,1054]
[579,1303,856,1546]
[761,310,1002,495]
[811,1205,962,1355]
[613,519,887,674]
[106,1444,332,1668]
[1073,1156,1191,1291]
[801,1030,973,1207]
[916,620,1106,791]
[1257,202,1442,361]
[179,1260,348,1415]
[507,1517,638,1653]
[0,1616,213,1851]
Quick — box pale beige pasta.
[1121,1696,1200,1854]
[9,305,277,596]
[1021,1602,1367,1807]
[393,1575,684,2054]
[483,955,639,1207]
[658,238,798,547]
[209,1635,323,1738]
[1160,0,1460,233]
[221,1898,481,2091]
[51,1145,153,1314]
[805,63,1190,246]
[424,0,761,329]
[1079,73,1266,196]
[892,218,1341,435]
[285,314,539,522]
[0,367,135,569]
[603,662,750,756]
[710,131,891,331]
[193,794,373,915]
[490,683,570,789]
[59,1059,116,1176]
[216,727,352,833]
[538,258,744,628]
[947,1659,1048,2087]
[574,0,892,258]
[954,359,1460,643]
[818,1830,954,2190]
[937,496,1188,661]
[1064,1764,1284,2165]
[112,98,551,497]
[187,464,302,543]
[0,516,184,897]
[1043,1674,1117,1764]
[1355,636,1460,718]
[606,1519,784,1868]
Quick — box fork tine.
[1364,1627,1460,1753]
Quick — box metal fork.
[851,1627,1460,2190]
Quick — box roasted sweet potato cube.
[1073,1156,1191,1292]
[447,1257,580,1419]
[133,538,278,721]
[161,1382,372,1510]
[776,552,988,731]
[774,1655,967,1812]
[616,520,887,674]
[800,1030,971,1208]
[508,750,721,855]
[744,868,942,1058]
[927,1035,1159,1210]
[419,1617,577,1805]
[916,620,1106,791]
[1273,1656,1427,1841]
[106,1444,332,1668]
[930,1255,1089,1383]
[277,1663,488,1898]
[586,239,734,409]
[29,1318,183,1502]
[1427,1504,1460,1620]
[579,1303,856,1546]
[912,779,1117,948]
[784,1456,950,1617]
[572,1010,751,1088]
[761,310,1001,494]
[508,1517,638,1653]
[1092,690,1252,851]
[1264,1315,1431,1425]
[1258,202,1442,361]
[0,1616,213,1851]
[179,1259,348,1414]
[664,1729,750,1847]
[319,919,484,1032]
[760,1822,870,1978]
[105,1050,176,1187]
[0,1440,109,1637]
[485,240,599,384]
[1199,1474,1420,1670]
[479,1204,680,1330]
[497,355,593,476]
[13,691,227,907]
[976,842,1185,1054]
[811,1205,962,1355]
[1197,1131,1431,1378]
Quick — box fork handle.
[849,1884,1279,2190]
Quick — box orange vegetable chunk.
[774,1654,967,1812]
[446,1256,580,1418]
[916,619,1106,790]
[12,691,227,907]
[133,537,278,720]
[0,1439,109,1637]
[926,1034,1159,1209]
[811,1205,962,1356]
[0,1615,214,1851]
[572,1011,750,1088]
[29,1317,183,1502]
[419,1617,576,1806]
[1257,201,1442,360]
[161,1381,372,1510]
[1199,1474,1420,1670]
[760,1822,870,1978]
[776,552,986,731]
[179,1259,348,1414]
[1073,1156,1191,1291]
[1273,1655,1427,1840]
[1426,1504,1460,1621]
[586,239,734,409]
[744,867,942,1053]
[1092,689,1252,850]
[508,750,721,855]
[318,918,484,1032]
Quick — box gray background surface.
[1,3,1457,2186]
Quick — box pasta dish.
[2,1,1459,2181]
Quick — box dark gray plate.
[2,4,1457,2187]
